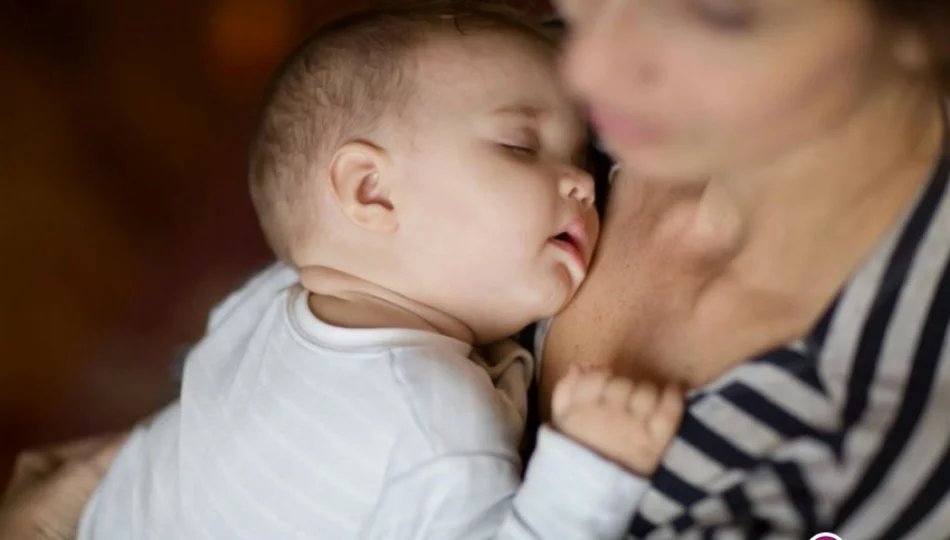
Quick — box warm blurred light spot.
[205,0,300,102]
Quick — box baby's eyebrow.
[489,103,587,154]
[489,104,544,119]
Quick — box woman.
[540,0,950,538]
[4,0,949,538]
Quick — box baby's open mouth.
[550,221,589,269]
[553,231,575,246]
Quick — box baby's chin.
[469,297,568,344]
[537,265,583,318]
[466,267,581,341]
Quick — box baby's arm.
[364,360,683,539]
[363,426,650,540]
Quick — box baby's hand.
[551,366,684,477]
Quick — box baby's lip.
[551,218,590,268]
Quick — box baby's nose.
[559,167,596,208]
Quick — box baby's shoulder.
[387,346,522,458]
[205,262,298,333]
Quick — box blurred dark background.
[0,0,549,482]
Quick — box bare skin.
[541,0,947,418]
[540,98,945,420]
[0,435,124,540]
[552,366,683,475]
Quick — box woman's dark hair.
[870,0,950,91]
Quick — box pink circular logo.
[809,535,842,540]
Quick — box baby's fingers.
[627,381,659,419]
[602,377,636,408]
[551,364,582,419]
[647,384,685,442]
[568,369,611,408]
[551,367,612,425]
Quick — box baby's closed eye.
[499,142,539,158]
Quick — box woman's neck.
[648,86,947,387]
[298,265,475,344]
[694,87,945,303]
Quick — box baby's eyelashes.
[496,141,582,167]
[499,143,539,158]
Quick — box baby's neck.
[299,265,475,344]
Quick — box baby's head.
[249,1,598,342]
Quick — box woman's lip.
[588,106,666,145]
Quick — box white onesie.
[78,263,647,539]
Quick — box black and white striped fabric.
[619,151,950,538]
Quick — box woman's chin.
[610,144,712,183]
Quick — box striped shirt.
[79,267,649,540]
[534,149,950,538]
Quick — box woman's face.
[555,0,913,179]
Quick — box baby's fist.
[551,366,684,476]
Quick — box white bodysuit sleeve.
[364,426,648,540]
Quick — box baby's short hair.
[248,1,556,262]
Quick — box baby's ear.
[328,141,398,233]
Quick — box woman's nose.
[559,168,596,209]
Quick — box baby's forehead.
[414,30,557,78]
[407,33,580,123]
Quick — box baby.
[78,3,683,539]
